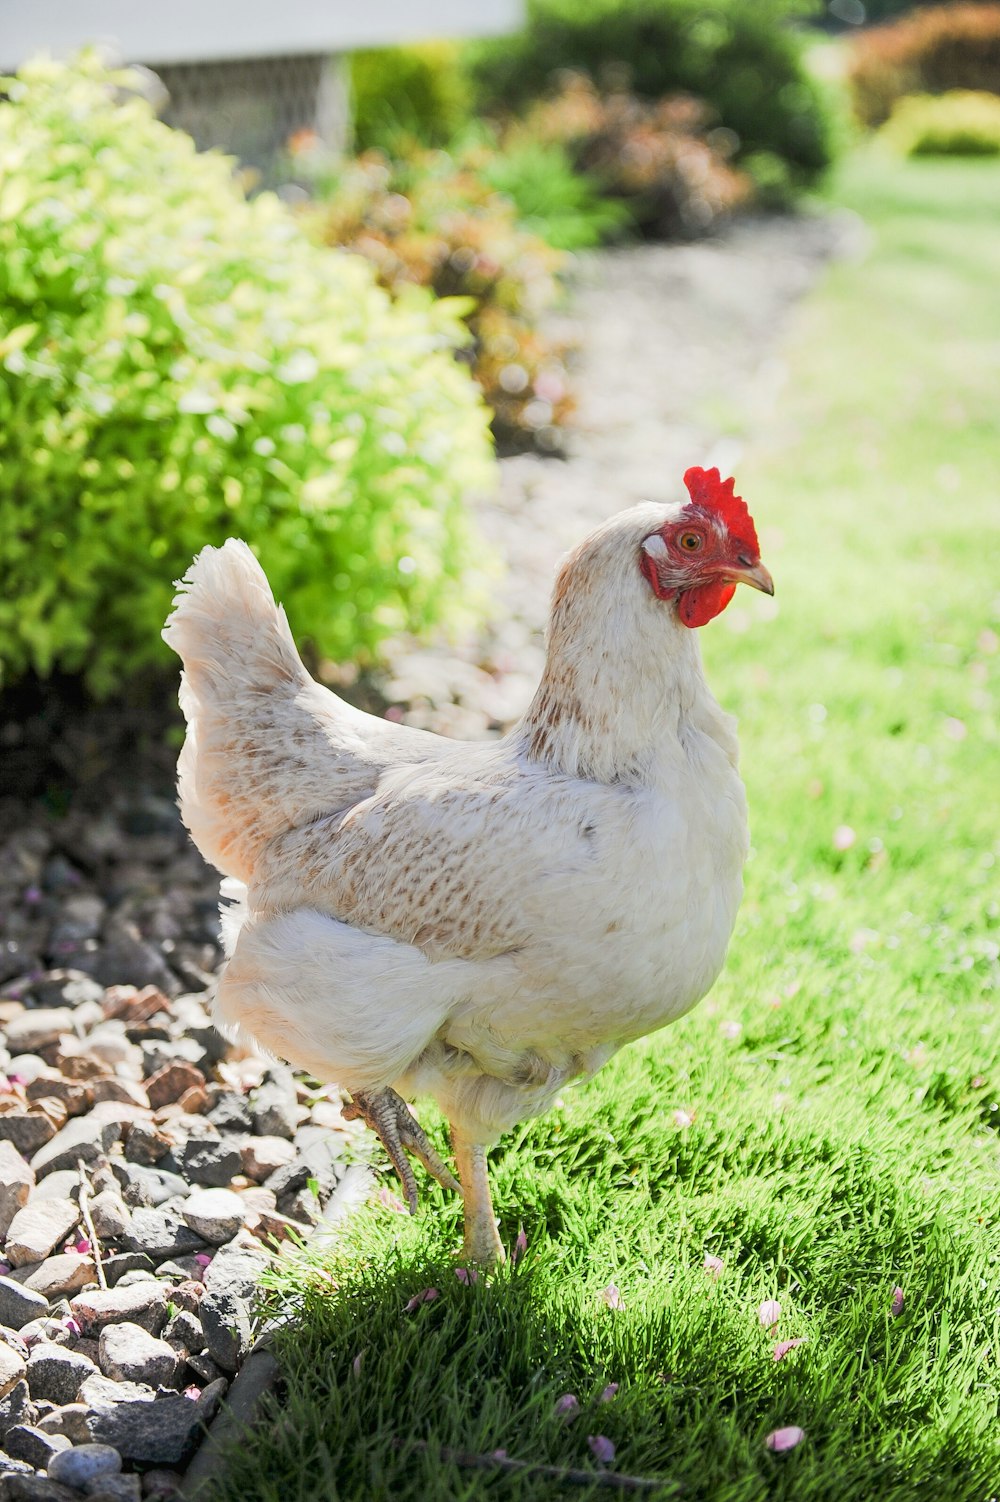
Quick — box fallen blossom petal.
[772,1339,806,1362]
[554,1393,579,1420]
[600,1283,625,1311]
[702,1254,725,1279]
[672,1108,694,1129]
[404,1287,439,1313]
[833,825,856,851]
[455,1267,478,1285]
[588,1435,616,1464]
[719,1020,742,1041]
[74,1238,91,1255]
[0,1263,10,1277]
[758,1300,782,1330]
[183,1385,201,1401]
[378,1187,408,1214]
[766,1426,805,1453]
[352,1353,363,1377]
[512,1224,528,1263]
[491,1449,508,1461]
[600,1383,619,1402]
[890,1286,905,1318]
[194,1253,213,1269]
[62,1317,82,1336]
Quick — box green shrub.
[349,42,472,152]
[467,0,834,188]
[475,134,631,250]
[0,54,494,697]
[880,88,1000,154]
[848,4,1000,127]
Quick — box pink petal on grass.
[404,1287,439,1313]
[555,1394,580,1420]
[672,1108,694,1129]
[378,1187,408,1214]
[758,1300,782,1331]
[600,1283,625,1311]
[890,1286,905,1317]
[600,1383,619,1403]
[772,1339,806,1362]
[703,1254,725,1279]
[491,1449,508,1461]
[455,1267,479,1285]
[766,1426,805,1453]
[588,1435,616,1464]
[352,1352,363,1378]
[512,1224,528,1263]
[833,825,856,851]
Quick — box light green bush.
[881,89,1000,156]
[0,54,494,696]
[349,42,472,152]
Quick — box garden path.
[384,210,850,738]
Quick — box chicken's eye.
[678,531,703,552]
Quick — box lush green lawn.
[207,154,1000,1502]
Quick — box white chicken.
[163,466,772,1264]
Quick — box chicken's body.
[164,473,771,1262]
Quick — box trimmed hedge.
[848,4,1000,127]
[0,55,494,696]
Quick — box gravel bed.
[0,213,847,1498]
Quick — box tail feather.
[163,540,358,883]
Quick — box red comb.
[683,467,759,554]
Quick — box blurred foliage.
[514,74,753,237]
[349,41,472,153]
[830,0,1000,22]
[474,133,632,250]
[301,142,577,453]
[0,54,494,697]
[880,88,1000,153]
[848,3,1000,126]
[466,0,834,189]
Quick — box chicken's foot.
[344,1087,461,1214]
[452,1132,505,1266]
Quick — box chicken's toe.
[344,1087,459,1212]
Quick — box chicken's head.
[639,467,773,627]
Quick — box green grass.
[206,153,1000,1502]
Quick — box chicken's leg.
[452,1131,504,1265]
[344,1088,461,1213]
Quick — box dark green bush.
[467,0,834,187]
[0,54,494,697]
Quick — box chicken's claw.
[343,1087,461,1213]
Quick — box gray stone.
[179,1140,240,1190]
[185,1352,223,1385]
[0,1342,26,1400]
[250,1084,297,1141]
[3,1424,71,1468]
[0,1112,59,1157]
[34,1404,92,1443]
[25,972,104,1010]
[180,1349,277,1501]
[112,1163,188,1210]
[69,1285,169,1338]
[9,1255,97,1300]
[2,1011,75,1055]
[5,1201,81,1268]
[121,1123,170,1167]
[0,1379,36,1441]
[265,1141,338,1208]
[30,1118,120,1179]
[197,1290,249,1374]
[88,1192,129,1244]
[25,1344,99,1405]
[206,1094,253,1135]
[98,1323,181,1388]
[0,1279,49,1333]
[86,1381,225,1465]
[46,1443,122,1490]
[27,1172,80,1206]
[202,1238,267,1302]
[181,1191,244,1247]
[238,1136,295,1183]
[138,1470,182,1499]
[0,1143,34,1240]
[119,1210,204,1262]
[0,1476,79,1502]
[160,1311,203,1356]
[101,1256,154,1290]
[0,1458,34,1479]
[86,1478,142,1502]
[77,1375,153,1408]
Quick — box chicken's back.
[162,540,446,882]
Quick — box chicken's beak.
[727,557,774,596]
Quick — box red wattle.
[678,581,736,628]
